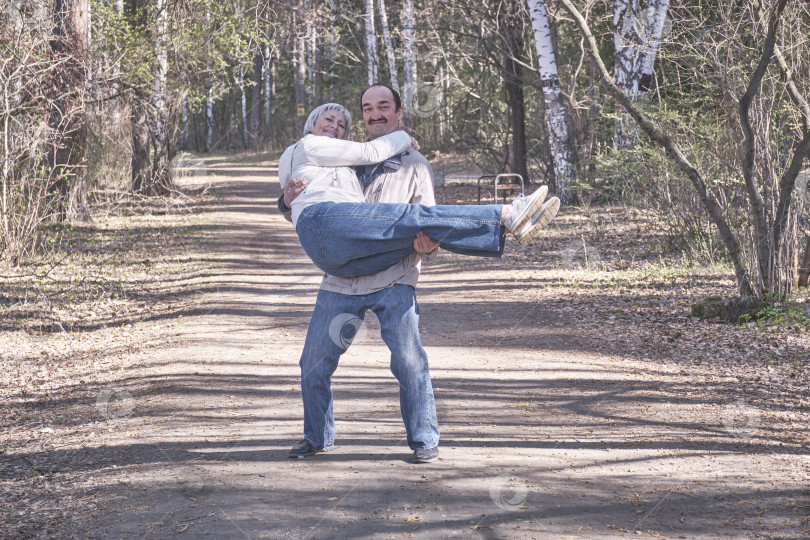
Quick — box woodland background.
[2,0,810,302]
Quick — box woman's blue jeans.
[296,201,506,277]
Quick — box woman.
[279,103,560,278]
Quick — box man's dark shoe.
[413,446,439,463]
[288,439,334,459]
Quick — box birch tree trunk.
[313,6,324,104]
[612,0,640,148]
[613,0,641,96]
[264,39,272,132]
[328,0,336,99]
[238,66,247,147]
[149,0,169,187]
[638,0,669,93]
[378,0,398,92]
[306,17,314,107]
[402,0,417,125]
[294,2,307,135]
[205,6,214,151]
[613,0,669,147]
[365,0,378,85]
[527,0,575,204]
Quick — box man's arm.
[410,156,440,260]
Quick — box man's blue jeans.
[299,284,439,451]
[296,201,506,277]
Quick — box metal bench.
[477,173,525,204]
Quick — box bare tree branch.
[559,0,756,296]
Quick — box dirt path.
[4,161,809,539]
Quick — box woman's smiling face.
[310,111,347,139]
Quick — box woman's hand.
[284,177,308,206]
[410,137,420,152]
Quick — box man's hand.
[284,177,308,206]
[410,137,420,152]
[414,231,439,255]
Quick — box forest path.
[52,160,809,539]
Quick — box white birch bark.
[86,1,92,83]
[613,0,668,147]
[613,0,639,147]
[238,66,247,147]
[378,0,398,92]
[527,0,575,204]
[180,96,189,150]
[329,0,337,99]
[108,0,124,102]
[151,0,168,180]
[293,4,307,134]
[264,40,272,128]
[613,0,641,96]
[638,0,669,93]
[206,85,214,151]
[205,7,214,151]
[402,0,417,118]
[365,0,378,85]
[306,18,314,106]
[236,1,247,147]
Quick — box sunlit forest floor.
[1,153,808,539]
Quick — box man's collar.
[380,152,403,171]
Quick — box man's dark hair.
[360,83,402,112]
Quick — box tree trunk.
[613,0,669,147]
[638,0,669,93]
[527,0,575,203]
[799,237,810,288]
[402,0,417,126]
[126,0,169,194]
[148,0,169,192]
[205,6,214,151]
[613,0,641,96]
[179,95,189,151]
[365,0,378,85]
[50,0,91,222]
[238,67,248,148]
[205,85,214,152]
[378,0,398,92]
[306,18,314,107]
[313,13,324,104]
[131,92,151,193]
[328,0,337,100]
[248,53,262,149]
[294,2,307,135]
[502,9,528,184]
[264,40,272,135]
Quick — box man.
[278,84,441,463]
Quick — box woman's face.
[310,110,347,139]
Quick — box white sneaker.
[503,186,548,233]
[514,197,560,244]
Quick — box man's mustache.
[368,118,387,124]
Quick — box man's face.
[361,86,404,140]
